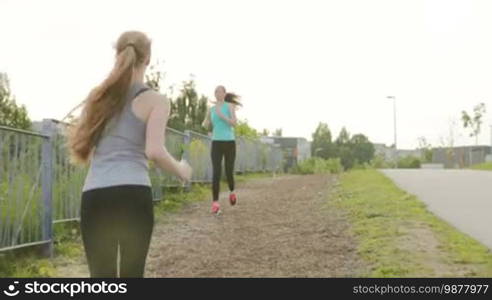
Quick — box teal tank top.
[211,102,235,141]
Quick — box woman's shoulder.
[143,90,168,103]
[135,90,170,113]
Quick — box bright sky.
[1,0,492,149]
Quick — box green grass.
[0,221,81,277]
[292,157,343,174]
[333,169,492,277]
[0,253,56,277]
[470,162,492,171]
[154,184,209,213]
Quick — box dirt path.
[56,174,365,277]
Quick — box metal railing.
[0,124,49,253]
[0,119,283,255]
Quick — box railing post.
[41,119,54,258]
[183,130,192,192]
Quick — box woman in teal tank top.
[203,85,242,214]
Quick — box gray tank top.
[82,82,152,192]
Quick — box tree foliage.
[0,73,31,130]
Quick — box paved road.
[381,169,492,249]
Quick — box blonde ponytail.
[66,31,151,165]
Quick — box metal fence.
[0,125,48,253]
[0,119,283,255]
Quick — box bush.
[324,158,344,173]
[397,156,421,169]
[352,161,373,170]
[292,157,343,174]
[370,154,392,169]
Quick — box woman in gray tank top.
[66,31,192,278]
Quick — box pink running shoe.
[229,192,237,206]
[211,201,221,214]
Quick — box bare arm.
[145,94,191,181]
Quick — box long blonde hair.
[66,31,151,165]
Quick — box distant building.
[373,143,393,160]
[396,149,422,159]
[32,119,68,135]
[432,145,491,168]
[261,136,311,171]
[373,143,422,161]
[32,121,43,132]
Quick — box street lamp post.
[387,96,397,168]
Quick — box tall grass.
[470,162,492,171]
[292,157,343,174]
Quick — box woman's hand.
[178,159,192,183]
[202,106,211,129]
[215,103,226,120]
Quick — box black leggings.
[80,185,154,278]
[211,140,236,201]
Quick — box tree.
[311,122,336,159]
[145,63,208,133]
[335,127,351,145]
[0,73,31,130]
[261,128,270,136]
[274,128,283,137]
[144,60,166,92]
[167,79,208,134]
[439,118,461,168]
[310,123,375,170]
[335,127,354,170]
[350,134,375,165]
[235,119,259,139]
[462,103,486,146]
